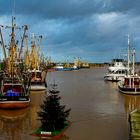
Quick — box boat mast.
[132,48,135,75]
[25,35,29,69]
[127,35,130,74]
[9,16,15,81]
[37,35,42,69]
[18,25,28,60]
[31,33,36,70]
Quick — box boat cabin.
[110,59,126,67]
[107,69,128,74]
[31,72,42,80]
[124,76,140,88]
[2,83,25,96]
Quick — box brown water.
[0,67,140,140]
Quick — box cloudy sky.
[0,0,140,63]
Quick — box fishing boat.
[30,68,47,91]
[118,74,140,94]
[118,36,140,94]
[54,63,64,71]
[31,83,71,139]
[54,63,73,71]
[0,16,31,109]
[63,61,74,71]
[45,56,56,72]
[0,73,30,109]
[72,57,81,70]
[104,59,129,82]
[28,35,47,91]
[81,62,90,68]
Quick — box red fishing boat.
[0,16,31,109]
[28,35,47,91]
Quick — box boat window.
[107,69,113,73]
[115,70,122,74]
[31,72,41,78]
[36,72,41,78]
[124,78,129,85]
[109,63,114,67]
[119,70,122,74]
[134,78,140,86]
[114,71,117,74]
[31,72,35,78]
[122,70,127,74]
[3,85,24,94]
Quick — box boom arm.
[18,25,28,59]
[0,27,6,60]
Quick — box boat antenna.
[12,0,16,17]
[127,34,130,74]
[132,48,135,75]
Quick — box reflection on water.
[123,94,140,115]
[1,68,140,139]
[0,91,46,140]
[0,108,30,140]
[39,135,69,140]
[0,90,70,140]
[129,108,140,140]
[123,94,140,140]
[104,81,118,89]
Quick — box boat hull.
[55,68,73,71]
[0,97,30,109]
[104,75,125,82]
[118,85,140,94]
[30,85,47,91]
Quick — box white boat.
[73,65,79,70]
[104,35,133,82]
[54,63,64,71]
[104,59,129,81]
[54,63,73,71]
[73,57,81,70]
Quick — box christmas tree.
[37,83,71,132]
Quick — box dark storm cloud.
[104,0,140,14]
[3,0,137,19]
[0,0,101,18]
[13,0,140,19]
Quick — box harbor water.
[0,67,140,140]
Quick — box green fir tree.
[37,84,71,132]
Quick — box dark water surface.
[0,67,140,140]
